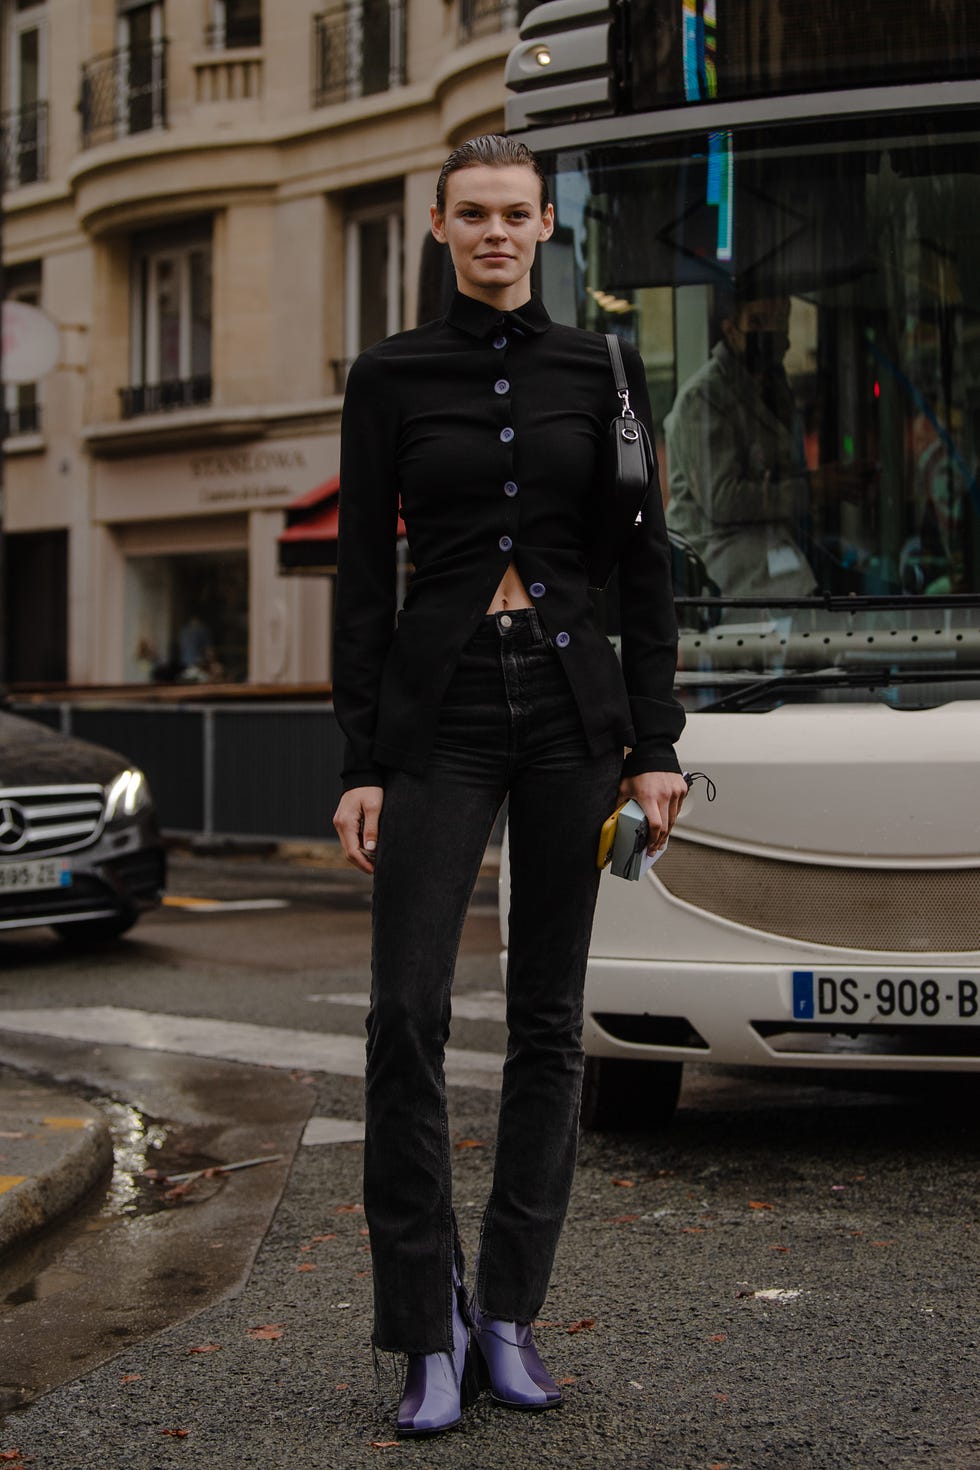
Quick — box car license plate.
[0,858,73,892]
[792,969,979,1025]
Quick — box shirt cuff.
[340,766,388,793]
[620,745,683,779]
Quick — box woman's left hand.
[619,771,689,854]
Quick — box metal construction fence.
[13,701,347,844]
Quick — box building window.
[313,0,405,108]
[3,530,67,684]
[124,551,249,683]
[334,196,402,392]
[3,263,43,438]
[123,227,212,418]
[3,0,48,186]
[80,1,166,149]
[208,0,262,48]
[458,0,522,43]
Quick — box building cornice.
[82,398,344,459]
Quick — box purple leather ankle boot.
[396,1273,472,1436]
[471,1301,562,1411]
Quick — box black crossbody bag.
[585,333,658,591]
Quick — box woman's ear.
[537,203,556,244]
[430,204,448,245]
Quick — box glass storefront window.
[124,551,249,684]
[541,113,980,706]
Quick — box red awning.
[276,475,406,576]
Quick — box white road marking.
[302,1117,365,1146]
[0,1007,503,1091]
[306,989,507,1023]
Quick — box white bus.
[502,0,980,1127]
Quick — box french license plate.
[0,858,73,892]
[792,969,979,1025]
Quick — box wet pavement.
[0,1032,312,1414]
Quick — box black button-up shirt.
[333,291,685,790]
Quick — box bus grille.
[655,840,980,953]
[0,785,106,857]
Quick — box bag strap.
[604,332,634,417]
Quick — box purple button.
[503,480,519,497]
[529,582,546,597]
[492,335,507,350]
[500,427,515,443]
[555,631,570,648]
[494,379,510,395]
[499,535,513,552]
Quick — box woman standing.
[332,135,687,1437]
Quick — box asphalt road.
[0,848,978,1470]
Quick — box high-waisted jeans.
[365,608,621,1354]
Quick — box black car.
[0,709,166,942]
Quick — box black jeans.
[365,608,621,1354]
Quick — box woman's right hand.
[333,785,384,874]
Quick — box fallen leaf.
[456,1139,485,1149]
[297,1263,317,1273]
[611,1213,640,1223]
[310,1233,337,1242]
[870,1240,895,1247]
[120,1372,142,1383]
[247,1324,285,1340]
[566,1318,595,1334]
[160,1429,189,1438]
[748,1200,774,1211]
[769,1246,790,1253]
[533,1319,562,1328]
[708,1333,727,1343]
[369,1441,401,1449]
[612,1178,635,1188]
[714,1392,729,1402]
[188,1343,221,1355]
[709,1462,731,1469]
[336,1204,364,1214]
[558,1376,577,1386]
[359,1227,370,1236]
[335,1383,349,1390]
[0,1453,28,1463]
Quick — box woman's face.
[430,163,554,308]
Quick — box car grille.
[0,785,106,857]
[655,838,980,953]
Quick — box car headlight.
[104,768,152,823]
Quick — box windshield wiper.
[675,593,980,611]
[697,665,980,713]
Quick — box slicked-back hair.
[435,134,550,216]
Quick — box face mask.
[742,330,789,374]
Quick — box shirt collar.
[446,290,552,340]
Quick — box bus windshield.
[539,113,980,707]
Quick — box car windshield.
[540,112,980,708]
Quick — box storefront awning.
[277,475,407,576]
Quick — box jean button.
[494,379,510,395]
[555,631,570,648]
[499,427,515,443]
[499,613,513,629]
[529,582,546,598]
[504,480,519,497]
[499,535,513,552]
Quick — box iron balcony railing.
[1,101,49,188]
[312,1,406,107]
[79,39,168,149]
[119,375,212,419]
[459,0,520,43]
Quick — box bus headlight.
[105,768,152,823]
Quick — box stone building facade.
[2,0,519,687]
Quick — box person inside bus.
[664,292,816,601]
[665,288,880,603]
[331,134,687,1437]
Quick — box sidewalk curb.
[0,1075,114,1256]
